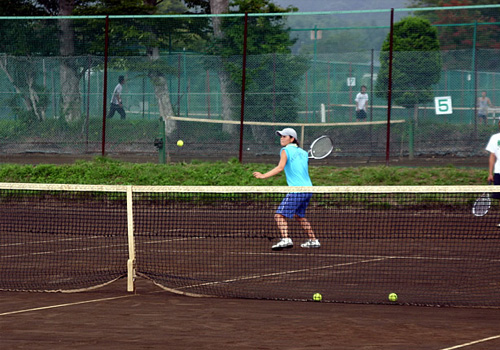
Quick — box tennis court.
[2,184,500,348]
[2,278,500,349]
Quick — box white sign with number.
[347,77,356,87]
[434,96,453,115]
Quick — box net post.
[126,185,136,293]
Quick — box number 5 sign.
[434,96,453,115]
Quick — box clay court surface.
[1,153,499,349]
[1,278,500,350]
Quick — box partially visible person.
[253,128,320,250]
[107,75,126,120]
[355,85,369,121]
[486,120,500,223]
[478,91,493,125]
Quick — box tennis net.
[1,183,500,307]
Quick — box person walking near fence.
[107,76,126,120]
[355,85,369,121]
[252,128,321,251]
[478,91,493,125]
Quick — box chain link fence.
[0,6,499,163]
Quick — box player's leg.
[297,217,314,239]
[274,213,289,238]
[118,107,126,120]
[107,104,117,119]
[271,194,295,250]
[298,216,320,248]
[478,113,486,125]
[293,193,321,248]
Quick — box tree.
[205,0,308,141]
[59,0,82,122]
[409,0,500,50]
[75,0,207,136]
[0,1,54,123]
[209,0,234,134]
[375,16,442,123]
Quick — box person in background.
[478,91,493,125]
[355,85,369,122]
[107,75,126,120]
[253,128,320,250]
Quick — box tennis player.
[253,128,321,250]
[486,120,500,221]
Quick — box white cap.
[276,128,298,140]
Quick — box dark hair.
[291,137,299,147]
[119,75,125,83]
[361,85,367,90]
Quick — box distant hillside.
[274,0,410,12]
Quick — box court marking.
[178,256,389,290]
[440,334,500,350]
[0,294,134,316]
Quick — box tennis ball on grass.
[388,293,398,302]
[313,293,322,301]
[177,140,184,147]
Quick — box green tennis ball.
[388,293,398,302]
[313,293,322,301]
[177,140,184,147]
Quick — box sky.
[273,0,411,12]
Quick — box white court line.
[179,256,389,290]
[0,295,134,316]
[440,334,500,350]
[1,243,127,259]
[0,235,102,247]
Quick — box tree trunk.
[218,66,237,135]
[210,0,237,135]
[147,47,176,136]
[0,55,45,121]
[59,0,81,122]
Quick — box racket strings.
[311,138,333,158]
[472,196,491,216]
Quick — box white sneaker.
[301,239,321,248]
[272,238,293,251]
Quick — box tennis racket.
[308,135,334,160]
[472,181,493,217]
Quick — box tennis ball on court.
[177,140,184,147]
[313,293,322,301]
[388,293,398,302]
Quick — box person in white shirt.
[107,75,126,119]
[486,121,500,184]
[355,85,369,121]
[485,121,500,222]
[478,91,493,125]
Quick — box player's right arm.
[488,152,496,182]
[253,150,287,179]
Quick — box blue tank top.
[281,144,313,187]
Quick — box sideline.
[440,334,500,350]
[0,295,134,316]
